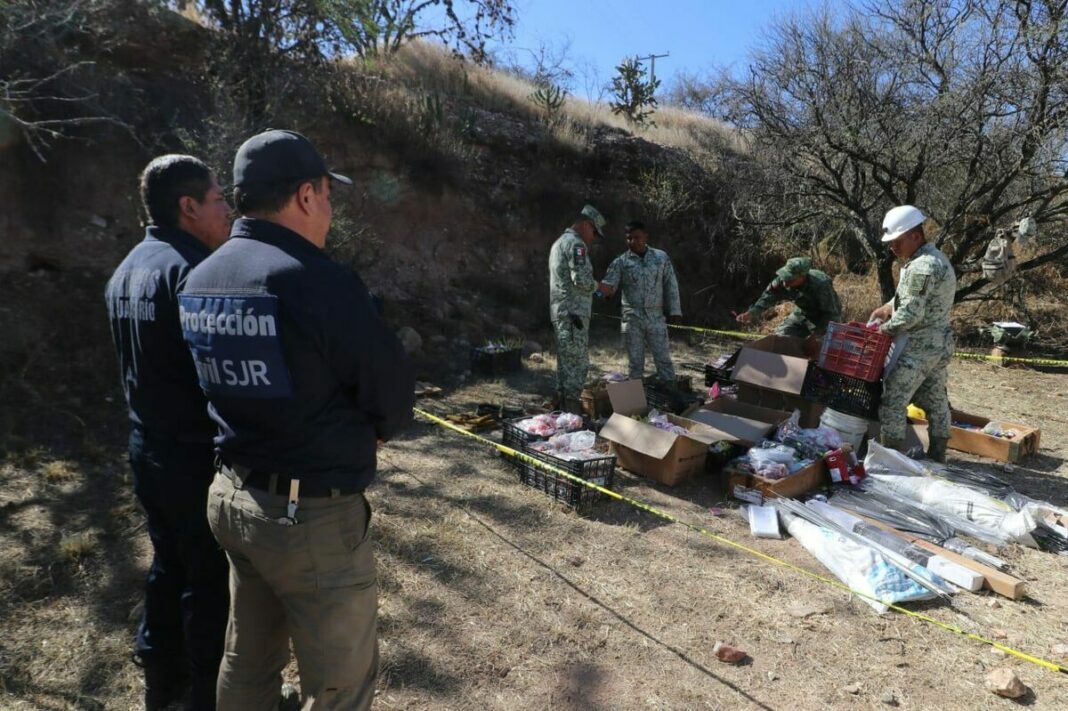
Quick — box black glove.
[569,314,584,330]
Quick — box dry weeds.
[372,41,738,156]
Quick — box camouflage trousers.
[621,314,675,382]
[552,317,589,400]
[774,310,819,339]
[879,330,954,441]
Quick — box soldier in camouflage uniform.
[549,205,606,411]
[870,205,957,462]
[599,221,682,382]
[736,257,841,338]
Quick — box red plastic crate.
[818,321,892,382]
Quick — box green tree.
[609,57,659,128]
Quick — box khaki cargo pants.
[207,473,378,710]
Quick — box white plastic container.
[820,408,869,451]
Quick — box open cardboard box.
[599,380,731,486]
[683,399,792,448]
[731,335,824,427]
[910,409,1040,463]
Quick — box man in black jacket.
[105,154,232,709]
[182,130,414,709]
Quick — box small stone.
[842,683,861,695]
[990,629,1008,640]
[766,671,778,682]
[772,634,794,645]
[987,599,1002,609]
[990,648,1007,658]
[985,667,1027,698]
[1051,642,1068,658]
[712,641,747,664]
[567,555,584,567]
[880,691,897,705]
[522,340,543,358]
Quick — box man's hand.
[569,314,584,330]
[735,311,752,325]
[868,304,892,324]
[667,314,683,325]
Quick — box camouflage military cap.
[581,204,606,237]
[775,257,812,284]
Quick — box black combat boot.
[927,437,949,463]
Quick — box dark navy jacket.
[180,217,414,490]
[105,226,215,443]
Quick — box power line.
[636,52,670,86]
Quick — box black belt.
[218,462,363,498]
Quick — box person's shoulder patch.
[907,273,929,295]
[574,245,587,259]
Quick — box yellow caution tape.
[412,406,1068,676]
[593,314,1068,367]
[951,351,1068,367]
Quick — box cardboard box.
[599,380,730,486]
[731,336,824,427]
[683,399,792,447]
[727,459,829,500]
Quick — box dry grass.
[366,41,738,156]
[58,532,95,563]
[40,460,78,483]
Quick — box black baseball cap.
[233,129,352,188]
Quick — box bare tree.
[323,0,516,62]
[186,0,515,121]
[0,0,133,161]
[506,36,575,90]
[714,0,1068,302]
[575,57,607,104]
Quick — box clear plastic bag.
[779,510,939,614]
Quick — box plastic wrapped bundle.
[830,481,1008,568]
[775,410,843,460]
[865,442,1039,548]
[777,509,941,613]
[830,483,957,542]
[527,430,603,461]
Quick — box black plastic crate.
[471,346,522,376]
[500,415,587,471]
[704,350,740,387]
[500,417,550,472]
[517,444,616,508]
[801,365,881,419]
[643,381,704,415]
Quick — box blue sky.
[484,0,844,97]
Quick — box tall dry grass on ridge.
[359,40,739,155]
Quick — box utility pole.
[636,52,670,86]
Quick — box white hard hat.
[881,205,926,242]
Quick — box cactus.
[528,83,567,124]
